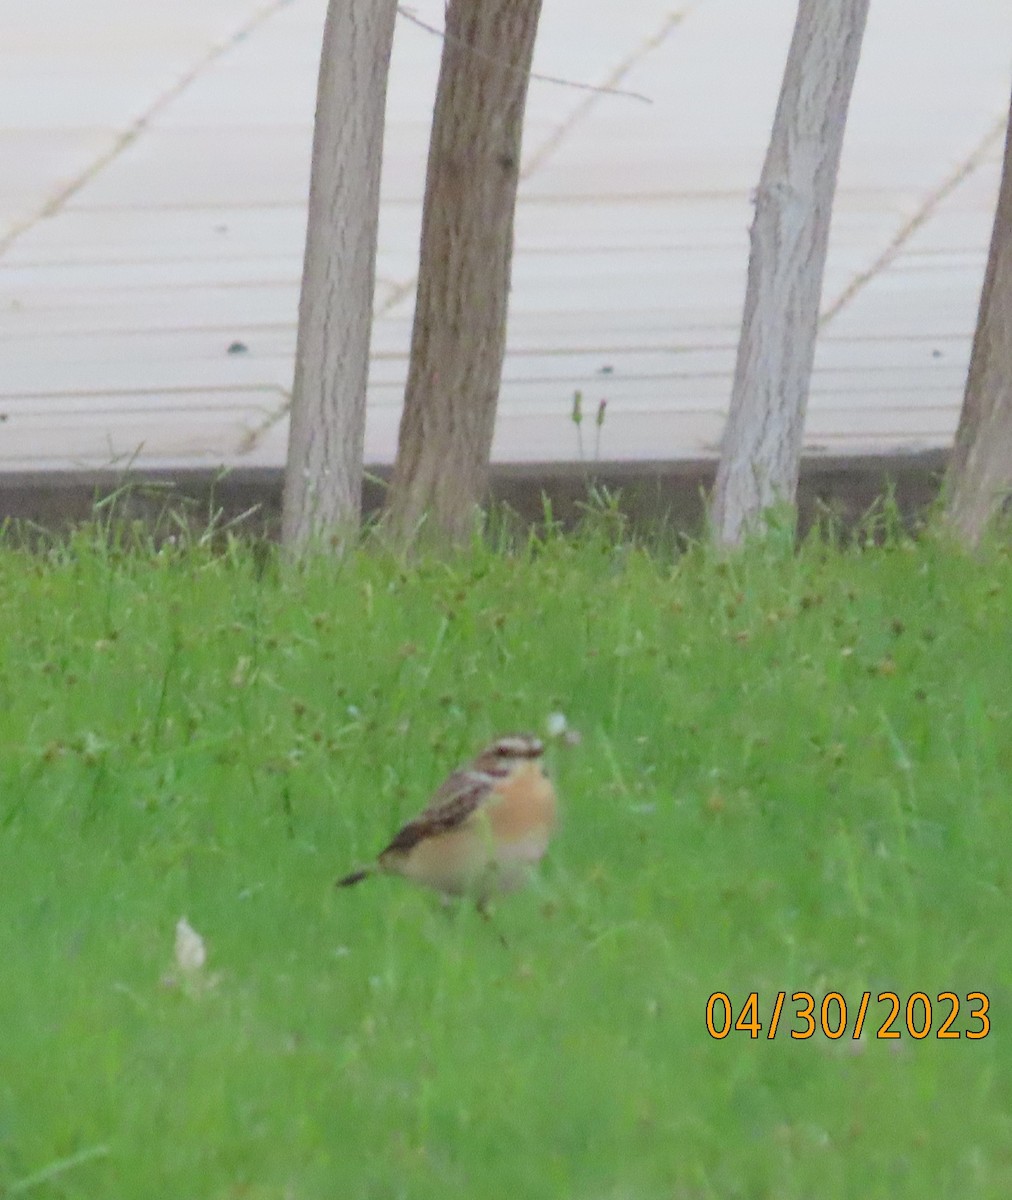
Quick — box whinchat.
[336,734,557,902]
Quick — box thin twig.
[397,6,653,105]
[820,115,1007,326]
[9,1145,110,1195]
[0,0,296,257]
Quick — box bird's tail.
[335,867,372,888]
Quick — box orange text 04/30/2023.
[705,991,990,1041]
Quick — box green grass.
[1,516,1010,1198]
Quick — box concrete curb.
[0,451,948,539]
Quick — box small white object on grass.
[175,917,207,973]
[546,711,582,747]
[546,712,568,738]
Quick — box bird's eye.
[495,744,510,756]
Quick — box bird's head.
[473,733,544,775]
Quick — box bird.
[336,733,557,905]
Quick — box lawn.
[1,513,1010,1198]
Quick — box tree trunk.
[383,0,543,547]
[946,86,1012,545]
[281,0,397,554]
[711,0,869,546]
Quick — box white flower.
[175,917,207,973]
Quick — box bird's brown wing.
[379,770,492,856]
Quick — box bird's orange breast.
[484,761,557,842]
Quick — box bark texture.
[282,0,397,553]
[384,0,543,547]
[712,0,869,546]
[946,87,1012,545]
